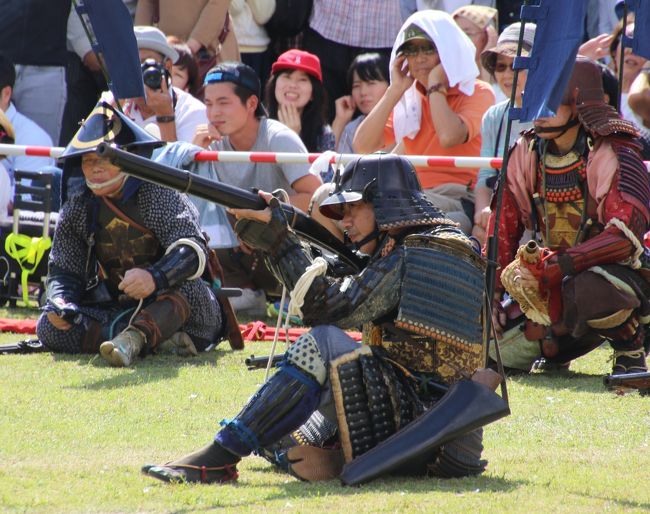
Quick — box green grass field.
[1,307,649,513]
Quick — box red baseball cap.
[271,49,323,83]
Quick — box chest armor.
[536,149,588,251]
[94,198,161,289]
[363,229,486,384]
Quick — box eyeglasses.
[401,45,437,57]
[494,62,515,73]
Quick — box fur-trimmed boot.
[611,323,648,375]
[157,332,198,357]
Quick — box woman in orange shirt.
[354,10,494,234]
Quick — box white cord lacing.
[287,257,328,319]
[263,257,328,382]
[164,238,206,280]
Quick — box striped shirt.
[309,0,403,48]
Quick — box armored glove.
[234,198,290,254]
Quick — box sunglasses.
[494,62,515,73]
[401,44,437,57]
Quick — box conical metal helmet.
[59,100,163,160]
[59,101,164,202]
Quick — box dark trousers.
[302,28,392,123]
[59,52,106,147]
[241,49,273,94]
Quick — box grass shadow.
[572,492,650,511]
[164,471,525,513]
[508,369,608,394]
[59,346,232,390]
[248,459,525,493]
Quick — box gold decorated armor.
[94,199,162,291]
[535,148,599,250]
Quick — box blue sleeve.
[477,103,504,189]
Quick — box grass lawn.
[1,306,649,513]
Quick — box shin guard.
[131,291,191,351]
[216,364,322,457]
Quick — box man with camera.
[102,26,207,143]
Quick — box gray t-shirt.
[211,118,311,194]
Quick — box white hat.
[133,26,179,63]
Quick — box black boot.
[612,349,648,375]
[611,324,648,375]
[143,442,240,484]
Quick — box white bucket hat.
[133,25,179,63]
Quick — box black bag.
[264,0,313,38]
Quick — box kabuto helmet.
[319,153,450,230]
[59,101,164,201]
[554,56,638,138]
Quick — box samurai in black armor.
[36,102,225,367]
[143,153,508,485]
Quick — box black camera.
[141,58,168,90]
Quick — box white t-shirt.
[102,87,208,143]
[1,102,54,182]
[621,92,650,140]
[210,118,312,194]
[0,162,11,219]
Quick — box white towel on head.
[391,10,478,142]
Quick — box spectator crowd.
[0,0,649,318]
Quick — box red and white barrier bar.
[2,143,650,170]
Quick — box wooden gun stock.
[603,371,650,393]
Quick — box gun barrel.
[96,143,362,270]
[245,354,283,370]
[603,371,650,389]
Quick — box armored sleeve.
[486,184,526,292]
[137,184,209,290]
[45,263,85,306]
[147,242,202,291]
[45,195,92,305]
[235,204,403,328]
[264,232,403,329]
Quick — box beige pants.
[423,184,474,234]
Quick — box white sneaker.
[229,288,267,318]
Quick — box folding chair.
[0,170,56,307]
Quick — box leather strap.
[101,197,153,237]
[218,12,231,44]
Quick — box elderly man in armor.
[488,56,650,377]
[142,152,507,485]
[36,101,228,367]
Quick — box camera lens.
[141,59,164,89]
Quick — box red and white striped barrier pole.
[0,143,505,169]
[2,143,650,170]
[0,144,63,159]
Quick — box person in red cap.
[265,49,335,153]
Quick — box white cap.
[133,26,179,63]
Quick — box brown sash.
[101,197,154,237]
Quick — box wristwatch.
[426,83,447,96]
